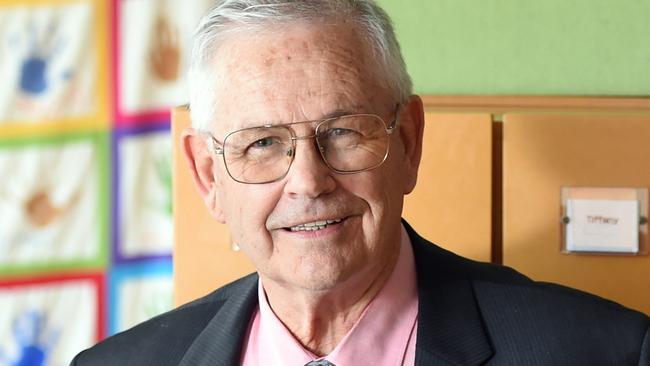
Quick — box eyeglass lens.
[222,115,389,183]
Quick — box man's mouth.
[286,218,343,232]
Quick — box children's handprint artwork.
[116,129,173,260]
[18,22,69,96]
[110,262,173,335]
[0,136,102,269]
[117,0,214,121]
[149,15,181,82]
[0,2,97,123]
[0,311,58,366]
[0,278,99,366]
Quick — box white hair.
[188,0,413,131]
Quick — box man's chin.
[269,264,357,293]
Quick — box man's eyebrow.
[322,110,351,119]
[321,106,365,119]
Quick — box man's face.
[190,22,422,292]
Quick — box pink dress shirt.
[241,224,419,365]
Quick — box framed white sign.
[561,187,647,255]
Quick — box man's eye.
[329,128,355,136]
[251,137,275,148]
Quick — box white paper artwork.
[0,1,96,123]
[566,199,639,253]
[118,0,213,114]
[0,280,97,366]
[116,274,173,334]
[118,131,173,258]
[0,139,100,267]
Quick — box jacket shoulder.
[407,223,649,364]
[473,274,650,364]
[71,273,258,366]
[412,228,648,323]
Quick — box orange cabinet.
[502,113,650,314]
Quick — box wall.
[378,0,650,96]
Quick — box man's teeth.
[289,219,342,232]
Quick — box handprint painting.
[116,0,214,123]
[2,311,58,366]
[0,1,98,124]
[0,276,100,366]
[149,16,181,82]
[115,128,173,260]
[0,135,106,273]
[109,261,173,335]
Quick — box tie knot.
[305,360,336,366]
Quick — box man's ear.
[398,95,425,194]
[181,128,226,223]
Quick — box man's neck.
[260,253,399,356]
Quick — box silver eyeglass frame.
[206,104,401,184]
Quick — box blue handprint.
[17,21,70,96]
[20,58,48,95]
[0,310,59,366]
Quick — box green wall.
[378,0,650,96]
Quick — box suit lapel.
[179,275,259,366]
[405,221,494,366]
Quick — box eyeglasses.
[207,106,400,184]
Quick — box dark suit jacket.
[72,221,650,365]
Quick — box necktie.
[304,360,336,366]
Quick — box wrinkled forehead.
[208,22,392,134]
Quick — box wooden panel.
[503,113,650,315]
[403,113,492,262]
[172,106,255,306]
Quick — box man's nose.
[283,139,336,198]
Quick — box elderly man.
[73,0,649,365]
